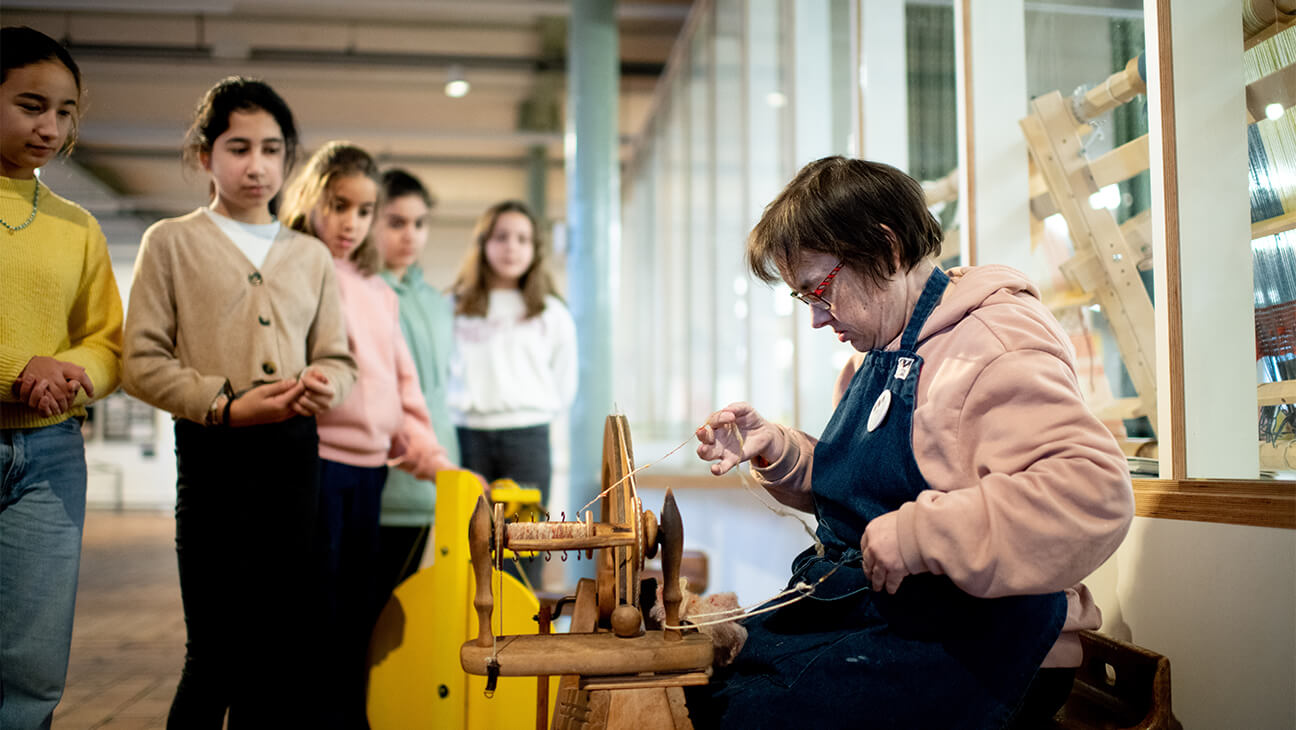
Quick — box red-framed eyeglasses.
[790,260,844,310]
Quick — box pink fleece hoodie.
[753,265,1134,667]
[316,259,454,479]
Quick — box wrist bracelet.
[219,381,236,427]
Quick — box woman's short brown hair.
[748,156,942,287]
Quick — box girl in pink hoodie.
[280,142,455,727]
[692,157,1133,729]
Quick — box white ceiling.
[6,1,688,254]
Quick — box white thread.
[728,424,825,557]
[663,565,843,630]
[575,433,693,516]
[686,581,814,619]
[491,550,500,663]
[663,591,812,629]
[561,418,837,632]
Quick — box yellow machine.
[367,473,559,729]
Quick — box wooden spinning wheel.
[461,415,712,729]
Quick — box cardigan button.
[248,272,263,286]
[262,361,276,375]
[258,316,270,326]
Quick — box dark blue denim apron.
[687,269,1067,729]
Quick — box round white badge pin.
[867,389,892,432]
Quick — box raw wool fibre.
[650,578,748,667]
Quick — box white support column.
[791,0,852,436]
[566,0,620,526]
[954,0,1029,271]
[1146,0,1256,478]
[859,0,909,172]
[790,0,836,169]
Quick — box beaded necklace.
[0,180,40,232]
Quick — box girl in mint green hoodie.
[373,169,459,600]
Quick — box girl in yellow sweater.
[0,26,123,729]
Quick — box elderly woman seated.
[689,156,1134,729]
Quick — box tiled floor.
[55,510,184,729]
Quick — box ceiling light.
[445,64,470,98]
[1265,102,1284,121]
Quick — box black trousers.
[456,424,552,496]
[316,459,387,730]
[168,417,323,730]
[457,424,551,589]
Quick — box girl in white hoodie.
[448,200,576,588]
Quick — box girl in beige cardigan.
[122,77,355,728]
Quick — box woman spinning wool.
[690,156,1134,729]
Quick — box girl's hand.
[35,392,62,418]
[861,511,909,594]
[291,369,334,417]
[16,356,95,415]
[387,431,409,462]
[695,402,785,475]
[24,379,64,416]
[227,380,307,427]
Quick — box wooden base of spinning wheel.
[548,579,706,730]
[552,684,696,730]
[460,415,712,730]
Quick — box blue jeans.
[0,418,87,730]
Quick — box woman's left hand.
[861,511,909,594]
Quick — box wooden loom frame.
[920,9,1296,528]
[1012,17,1295,528]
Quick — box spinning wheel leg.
[659,489,683,641]
[468,495,494,647]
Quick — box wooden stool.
[1054,630,1182,730]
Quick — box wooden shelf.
[1132,479,1295,529]
[1243,12,1296,51]
[1258,380,1296,406]
[1252,210,1296,240]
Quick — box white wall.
[1086,517,1296,727]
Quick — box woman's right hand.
[695,402,785,475]
[227,380,307,427]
